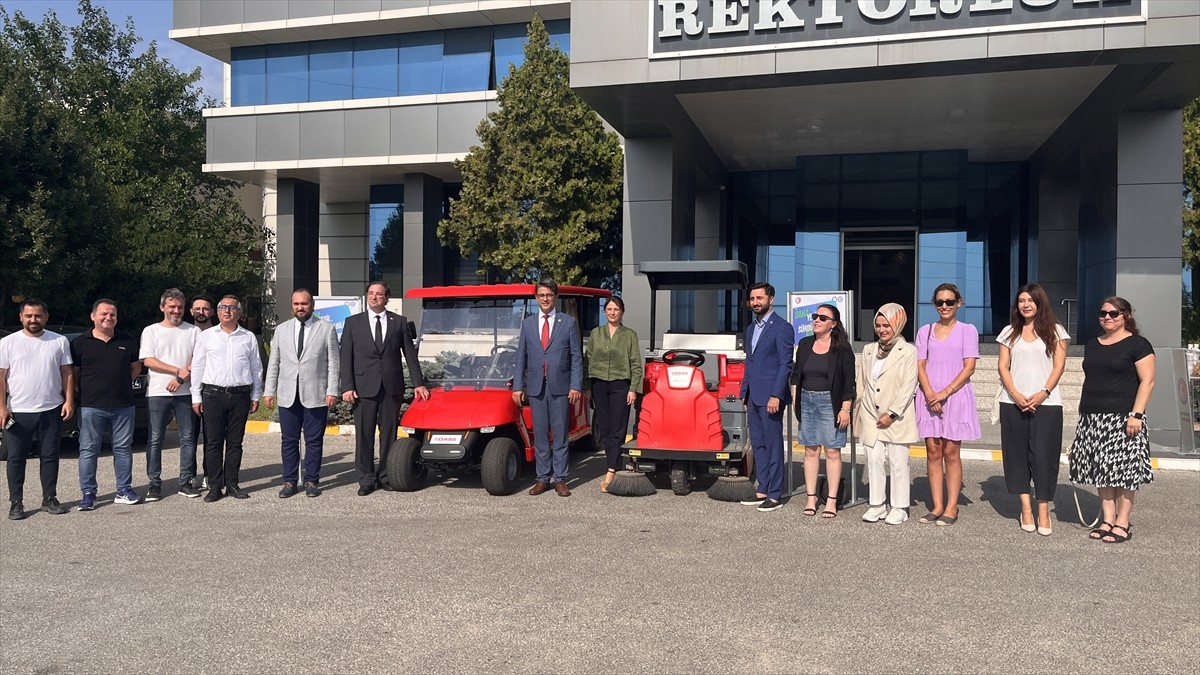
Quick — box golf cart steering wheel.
[663,350,705,367]
[491,344,515,355]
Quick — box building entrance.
[842,230,916,343]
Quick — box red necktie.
[541,314,550,350]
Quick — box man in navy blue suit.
[739,282,795,511]
[513,280,583,497]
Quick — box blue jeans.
[147,395,198,487]
[5,407,63,504]
[79,406,135,495]
[278,399,329,484]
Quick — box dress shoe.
[357,484,375,497]
[278,482,297,499]
[41,496,68,515]
[528,481,550,496]
[304,481,321,498]
[203,489,223,503]
[227,485,250,499]
[554,481,571,497]
[8,501,25,520]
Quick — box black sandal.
[821,497,838,519]
[802,492,818,517]
[1102,523,1132,544]
[1089,521,1114,540]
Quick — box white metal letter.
[940,0,964,14]
[753,0,805,30]
[969,0,1014,13]
[1021,0,1057,7]
[710,0,751,34]
[658,0,704,38]
[859,0,906,20]
[811,0,843,26]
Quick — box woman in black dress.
[1068,297,1155,544]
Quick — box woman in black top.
[1068,296,1155,544]
[789,304,856,518]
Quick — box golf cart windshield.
[417,298,530,387]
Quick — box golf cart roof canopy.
[636,260,749,291]
[406,284,611,300]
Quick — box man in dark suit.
[739,282,795,512]
[513,279,582,497]
[340,282,429,496]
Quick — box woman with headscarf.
[856,304,919,525]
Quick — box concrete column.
[318,201,369,297]
[693,189,722,333]
[1115,109,1184,349]
[622,138,684,347]
[274,178,320,325]
[402,173,445,321]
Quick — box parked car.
[0,325,149,461]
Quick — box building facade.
[173,0,1198,348]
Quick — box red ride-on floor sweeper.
[608,260,758,501]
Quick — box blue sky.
[4,0,223,101]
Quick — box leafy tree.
[0,0,264,329]
[1183,98,1199,342]
[439,16,623,288]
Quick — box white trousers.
[866,439,910,508]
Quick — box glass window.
[917,231,987,331]
[794,232,841,292]
[400,31,443,96]
[353,35,399,99]
[369,185,404,284]
[493,23,526,86]
[231,46,266,106]
[265,43,309,104]
[309,39,353,102]
[442,27,491,94]
[546,19,571,55]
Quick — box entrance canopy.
[637,260,748,291]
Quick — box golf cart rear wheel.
[669,461,691,496]
[386,437,426,492]
[481,437,521,496]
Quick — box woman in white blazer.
[856,303,919,525]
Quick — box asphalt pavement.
[1,433,1198,674]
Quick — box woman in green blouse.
[587,296,643,493]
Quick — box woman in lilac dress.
[915,283,981,526]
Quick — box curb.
[240,422,1200,472]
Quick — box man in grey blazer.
[264,289,340,498]
[513,279,582,497]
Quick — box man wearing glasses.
[513,280,582,497]
[340,282,429,496]
[190,296,262,502]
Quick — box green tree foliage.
[1183,98,1200,342]
[438,16,623,287]
[0,1,263,328]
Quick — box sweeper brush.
[707,475,757,502]
[605,470,657,496]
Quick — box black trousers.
[591,378,632,471]
[201,387,251,490]
[353,390,402,488]
[999,402,1063,500]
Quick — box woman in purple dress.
[915,283,981,526]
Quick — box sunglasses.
[1097,310,1123,319]
[934,299,958,308]
[811,314,834,322]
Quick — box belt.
[202,384,252,395]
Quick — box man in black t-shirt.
[71,299,142,511]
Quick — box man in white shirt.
[190,295,262,503]
[0,299,74,520]
[264,289,339,498]
[140,288,201,500]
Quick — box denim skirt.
[798,389,847,449]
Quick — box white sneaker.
[862,505,888,523]
[885,507,909,525]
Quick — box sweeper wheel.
[669,461,691,496]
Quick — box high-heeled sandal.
[600,471,615,493]
[802,492,818,517]
[1102,523,1131,544]
[820,497,838,519]
[1089,521,1114,540]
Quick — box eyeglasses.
[811,314,834,322]
[934,299,958,308]
[536,293,556,299]
[217,304,240,312]
[1097,310,1122,319]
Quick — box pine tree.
[438,16,623,287]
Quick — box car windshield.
[417,298,530,387]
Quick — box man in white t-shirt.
[140,289,201,500]
[0,299,75,520]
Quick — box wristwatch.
[175,376,186,384]
[887,412,899,421]
[1129,411,1145,420]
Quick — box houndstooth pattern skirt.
[1068,412,1154,490]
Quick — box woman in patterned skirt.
[915,283,981,526]
[1069,297,1155,544]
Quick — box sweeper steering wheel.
[662,350,705,367]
